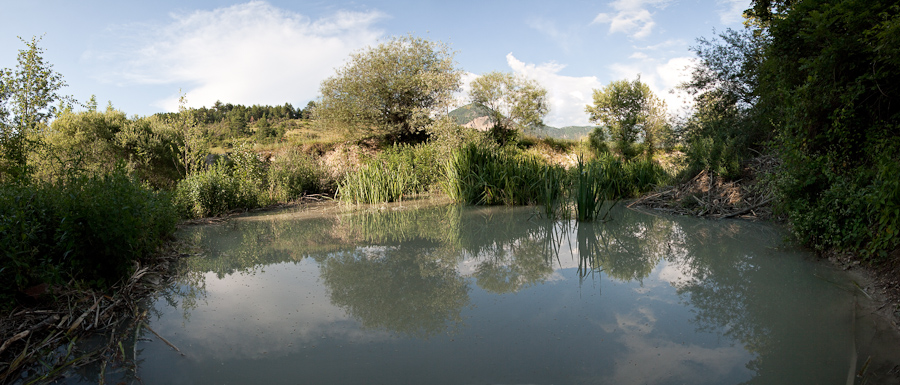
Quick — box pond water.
[64,200,900,384]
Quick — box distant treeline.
[156,100,316,125]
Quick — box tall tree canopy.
[467,71,549,137]
[585,76,668,159]
[678,28,769,178]
[314,35,462,142]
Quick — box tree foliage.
[748,0,900,256]
[679,28,769,178]
[468,71,549,139]
[0,36,68,181]
[314,35,462,142]
[585,76,668,159]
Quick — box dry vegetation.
[628,154,779,220]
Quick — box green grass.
[443,143,562,206]
[337,143,438,204]
[444,143,669,221]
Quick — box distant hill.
[449,104,494,126]
[532,125,595,141]
[448,104,595,141]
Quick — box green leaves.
[468,71,550,137]
[585,76,668,160]
[315,35,462,142]
[0,36,69,182]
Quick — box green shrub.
[776,148,900,259]
[868,156,900,257]
[587,127,609,155]
[175,161,256,218]
[625,157,668,195]
[268,148,329,201]
[0,167,177,307]
[683,135,743,180]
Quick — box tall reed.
[443,143,560,206]
[573,155,618,221]
[337,143,437,204]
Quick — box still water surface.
[73,200,900,384]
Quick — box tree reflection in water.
[167,201,863,382]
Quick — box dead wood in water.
[628,155,780,220]
[0,242,191,384]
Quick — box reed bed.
[337,144,438,204]
[445,144,669,221]
[443,143,564,206]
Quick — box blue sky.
[0,0,748,127]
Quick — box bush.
[776,148,900,259]
[175,161,256,218]
[682,135,743,180]
[587,127,609,155]
[0,168,177,306]
[268,148,329,202]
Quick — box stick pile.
[0,243,189,384]
[629,155,780,220]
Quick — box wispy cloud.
[592,0,671,39]
[504,53,602,127]
[527,18,581,53]
[608,54,697,114]
[717,0,750,25]
[87,1,385,111]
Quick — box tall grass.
[445,143,668,221]
[337,144,438,204]
[443,143,563,206]
[573,155,618,221]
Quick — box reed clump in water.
[443,143,565,206]
[444,143,668,221]
[337,144,438,204]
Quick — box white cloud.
[464,52,696,127]
[592,0,671,39]
[608,54,696,115]
[504,53,602,127]
[91,1,384,111]
[629,52,650,60]
[527,18,580,52]
[717,0,750,25]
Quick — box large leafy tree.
[467,71,549,140]
[679,28,769,178]
[0,36,68,181]
[314,35,462,142]
[585,76,668,159]
[754,0,900,254]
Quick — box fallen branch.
[718,198,773,219]
[143,323,185,356]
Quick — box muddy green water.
[66,201,900,384]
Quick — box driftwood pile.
[629,155,780,220]
[0,244,189,384]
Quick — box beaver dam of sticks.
[629,155,780,220]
